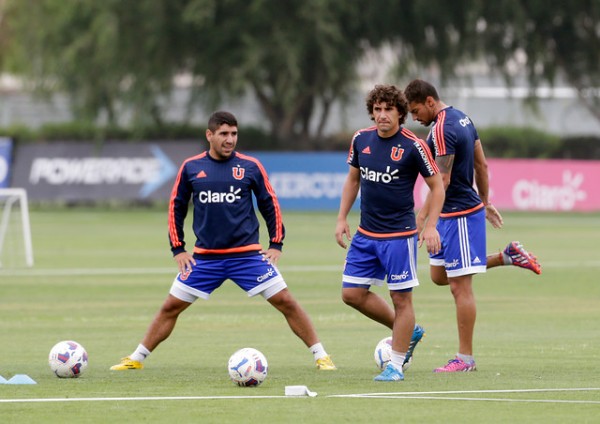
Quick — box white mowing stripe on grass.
[3,260,600,277]
[0,265,341,277]
[2,387,599,404]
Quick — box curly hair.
[365,84,408,125]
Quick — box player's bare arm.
[419,173,445,255]
[473,140,503,228]
[435,154,454,189]
[335,167,360,249]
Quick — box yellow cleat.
[110,356,144,371]
[316,355,337,371]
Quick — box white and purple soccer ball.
[374,336,412,371]
[48,340,89,378]
[228,347,268,387]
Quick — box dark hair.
[366,84,408,125]
[208,111,238,132]
[404,79,440,104]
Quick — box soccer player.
[404,79,541,373]
[335,84,445,381]
[110,111,336,372]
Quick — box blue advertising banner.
[0,138,12,188]
[11,142,352,209]
[250,152,350,210]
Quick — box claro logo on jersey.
[257,267,276,282]
[198,186,241,203]
[389,271,410,281]
[360,166,399,183]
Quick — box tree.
[2,0,600,145]
[2,0,190,125]
[181,0,386,147]
[473,0,600,121]
[2,0,385,146]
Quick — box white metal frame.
[0,188,34,267]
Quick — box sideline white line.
[1,387,599,404]
[336,395,600,405]
[328,387,600,397]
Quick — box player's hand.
[419,226,441,255]
[485,204,503,229]
[335,218,352,249]
[261,248,281,265]
[174,252,196,277]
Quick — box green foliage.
[2,0,600,147]
[555,136,600,160]
[474,1,600,120]
[0,209,599,422]
[478,126,561,159]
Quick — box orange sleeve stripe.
[168,152,206,247]
[402,128,440,173]
[357,227,418,238]
[440,202,484,218]
[402,129,439,173]
[237,153,284,243]
[348,126,377,162]
[434,110,447,156]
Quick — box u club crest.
[232,166,245,180]
[390,146,404,161]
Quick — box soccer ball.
[48,340,89,378]
[374,336,412,371]
[227,348,268,387]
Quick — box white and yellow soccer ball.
[374,336,412,371]
[228,347,268,387]
[48,340,89,378]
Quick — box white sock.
[501,251,513,265]
[130,344,151,362]
[309,343,327,360]
[457,352,474,364]
[390,350,406,370]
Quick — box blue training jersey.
[428,107,483,215]
[168,151,284,258]
[348,125,438,238]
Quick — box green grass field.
[1,208,599,423]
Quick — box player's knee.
[159,295,190,317]
[341,288,364,308]
[268,290,297,313]
[431,276,448,286]
[430,268,448,285]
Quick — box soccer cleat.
[504,241,542,275]
[374,363,404,381]
[110,357,144,371]
[403,324,425,370]
[434,357,476,373]
[315,355,337,371]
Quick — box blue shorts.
[169,253,287,302]
[342,233,419,291]
[431,208,487,277]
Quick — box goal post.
[0,188,34,268]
